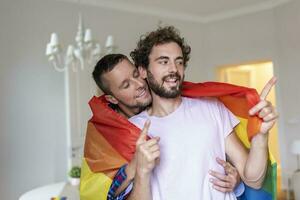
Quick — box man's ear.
[104,95,118,105]
[138,66,147,79]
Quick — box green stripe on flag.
[261,162,277,200]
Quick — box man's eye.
[159,60,168,65]
[176,60,184,65]
[122,83,130,89]
[124,84,130,89]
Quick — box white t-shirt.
[129,97,239,200]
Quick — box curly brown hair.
[130,26,191,69]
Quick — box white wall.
[201,10,278,80]
[0,0,203,199]
[0,1,69,199]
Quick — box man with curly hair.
[127,26,277,199]
[81,53,242,200]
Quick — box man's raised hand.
[135,120,160,176]
[249,77,278,134]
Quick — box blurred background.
[0,0,299,199]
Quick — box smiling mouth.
[165,78,178,83]
[164,77,180,86]
[136,87,148,98]
[163,73,181,84]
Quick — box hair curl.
[130,26,191,69]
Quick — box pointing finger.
[260,76,277,100]
[249,100,269,116]
[137,119,151,144]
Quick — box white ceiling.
[62,0,293,23]
[107,0,276,16]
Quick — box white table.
[19,182,80,200]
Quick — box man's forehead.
[150,42,183,58]
[103,60,135,86]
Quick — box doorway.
[217,61,281,193]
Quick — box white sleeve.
[215,100,240,138]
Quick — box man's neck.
[147,92,182,117]
[117,105,140,119]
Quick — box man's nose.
[168,61,178,73]
[133,78,144,88]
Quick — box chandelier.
[45,14,115,72]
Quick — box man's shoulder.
[129,110,148,125]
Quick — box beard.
[119,99,151,110]
[116,90,152,110]
[147,70,183,98]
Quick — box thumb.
[137,119,151,144]
[153,136,160,142]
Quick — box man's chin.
[165,86,180,93]
[136,100,151,109]
[159,89,181,98]
[164,82,179,89]
[136,92,151,103]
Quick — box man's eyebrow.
[154,56,169,61]
[154,56,183,61]
[175,56,184,61]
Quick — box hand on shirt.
[249,77,278,135]
[135,120,160,176]
[209,157,241,193]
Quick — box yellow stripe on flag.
[80,159,112,200]
[235,117,251,148]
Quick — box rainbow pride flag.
[79,81,277,200]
